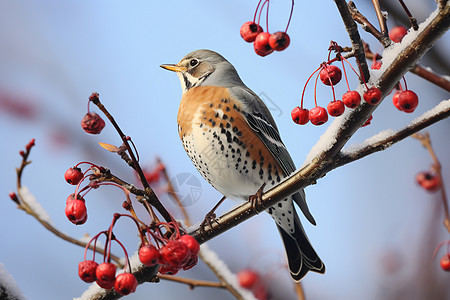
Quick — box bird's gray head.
[161,49,244,93]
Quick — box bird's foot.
[199,196,226,235]
[249,183,266,213]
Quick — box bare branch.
[371,0,391,46]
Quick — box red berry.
[78,260,98,283]
[139,245,160,267]
[159,240,190,268]
[327,100,345,117]
[363,87,382,105]
[362,114,373,127]
[253,32,274,57]
[398,90,418,113]
[96,262,116,289]
[342,91,361,108]
[389,26,408,43]
[440,254,450,271]
[65,199,87,225]
[240,21,263,43]
[238,269,260,289]
[66,193,85,204]
[371,61,382,70]
[319,65,342,86]
[291,107,309,125]
[268,31,290,51]
[65,167,84,185]
[179,235,200,256]
[81,112,105,134]
[114,273,137,295]
[416,171,441,192]
[392,90,402,111]
[158,264,180,275]
[309,106,328,125]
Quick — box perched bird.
[161,49,325,281]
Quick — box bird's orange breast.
[177,86,282,184]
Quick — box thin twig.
[398,0,419,30]
[371,0,391,46]
[294,282,306,300]
[348,1,383,45]
[410,64,450,93]
[336,0,370,83]
[158,274,226,289]
[412,132,450,233]
[89,94,173,223]
[13,144,124,266]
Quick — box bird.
[161,49,325,281]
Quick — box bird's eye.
[189,59,199,67]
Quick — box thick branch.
[189,5,450,244]
[189,99,450,243]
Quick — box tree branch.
[335,0,370,82]
[189,4,450,244]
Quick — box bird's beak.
[160,64,187,73]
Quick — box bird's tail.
[277,212,325,281]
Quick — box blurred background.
[0,0,449,299]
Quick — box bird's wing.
[230,87,316,225]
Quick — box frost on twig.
[0,263,25,300]
[17,186,53,225]
[198,245,257,300]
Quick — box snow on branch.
[0,263,25,300]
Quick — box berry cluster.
[64,162,104,225]
[291,40,420,126]
[291,42,378,126]
[64,160,199,294]
[240,0,293,56]
[138,223,200,275]
[237,269,267,300]
[76,213,199,295]
[78,214,138,295]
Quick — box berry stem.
[300,66,321,108]
[398,0,419,30]
[253,0,264,24]
[402,76,408,91]
[115,238,132,273]
[257,0,269,30]
[355,58,370,90]
[265,0,270,33]
[327,73,337,102]
[340,55,351,92]
[127,137,140,163]
[285,0,294,33]
[313,70,321,107]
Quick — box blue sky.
[0,1,449,299]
